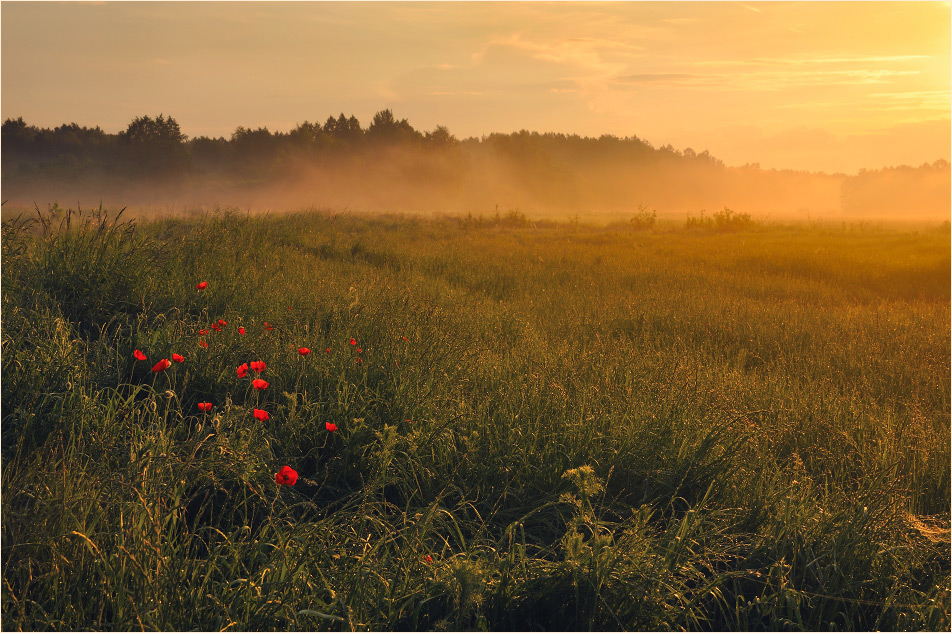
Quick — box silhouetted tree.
[367,109,421,144]
[119,114,188,177]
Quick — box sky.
[1,1,949,174]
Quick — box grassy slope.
[2,207,949,631]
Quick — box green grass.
[2,205,949,631]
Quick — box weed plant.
[2,206,949,630]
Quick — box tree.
[119,114,188,177]
[367,109,421,144]
[425,124,457,147]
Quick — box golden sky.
[2,1,949,173]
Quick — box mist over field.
[2,112,948,223]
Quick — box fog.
[3,129,948,224]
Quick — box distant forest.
[2,110,948,219]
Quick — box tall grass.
[2,206,949,630]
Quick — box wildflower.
[356,348,363,353]
[211,324,221,332]
[254,408,270,422]
[325,347,332,354]
[199,329,208,336]
[356,358,362,365]
[423,554,434,565]
[151,358,171,373]
[325,422,338,432]
[237,363,249,378]
[250,360,266,373]
[252,378,269,391]
[196,281,207,290]
[197,402,212,412]
[402,336,409,342]
[265,322,273,331]
[133,349,147,361]
[298,347,311,356]
[199,340,208,348]
[275,465,298,486]
[217,319,227,327]
[238,327,245,335]
[172,353,185,363]
[349,338,356,346]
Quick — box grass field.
[2,205,949,631]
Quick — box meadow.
[1,205,949,631]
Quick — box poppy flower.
[238,327,245,335]
[356,348,363,353]
[196,281,208,290]
[250,360,266,373]
[252,378,269,391]
[172,353,185,363]
[211,324,221,332]
[349,338,356,346]
[199,329,208,336]
[199,340,208,348]
[253,408,270,421]
[423,554,434,565]
[237,363,249,378]
[265,322,273,331]
[275,465,298,486]
[218,319,227,327]
[298,347,311,356]
[133,349,147,361]
[197,402,212,412]
[151,358,171,373]
[402,336,409,342]
[325,347,332,354]
[325,422,338,432]
[356,358,362,365]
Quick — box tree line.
[1,110,721,183]
[2,110,947,219]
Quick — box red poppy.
[199,340,208,348]
[211,324,221,332]
[423,554,434,565]
[252,378,269,391]
[298,347,311,356]
[151,358,171,373]
[196,281,208,290]
[402,336,409,342]
[250,360,266,373]
[325,347,332,354]
[172,353,185,363]
[133,349,147,361]
[356,348,363,353]
[349,338,356,346]
[356,358,362,365]
[275,465,298,486]
[325,422,338,432]
[265,322,273,331]
[254,408,270,422]
[197,402,212,412]
[199,329,208,336]
[238,327,245,335]
[287,306,292,311]
[217,319,227,327]
[237,363,249,378]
